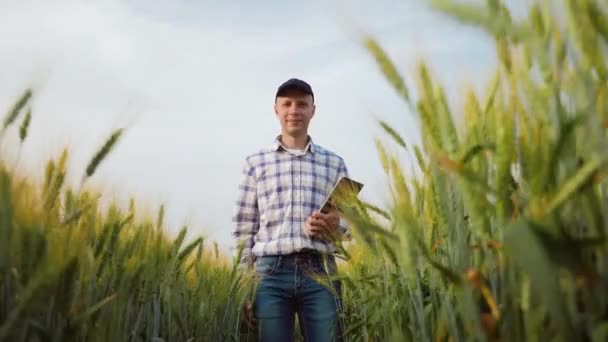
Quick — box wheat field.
[2,0,608,341]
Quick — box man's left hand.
[305,210,340,241]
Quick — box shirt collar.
[272,135,315,154]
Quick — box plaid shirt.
[232,136,350,266]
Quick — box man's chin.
[284,128,307,136]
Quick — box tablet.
[319,176,364,213]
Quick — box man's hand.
[305,210,341,241]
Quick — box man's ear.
[311,104,316,118]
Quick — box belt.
[257,250,334,263]
[255,250,338,274]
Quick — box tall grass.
[335,0,608,341]
[0,94,253,341]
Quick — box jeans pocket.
[255,257,279,276]
[306,257,337,276]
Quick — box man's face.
[274,89,315,136]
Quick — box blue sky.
[0,0,526,251]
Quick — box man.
[232,78,351,341]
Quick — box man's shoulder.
[242,147,276,166]
[312,143,345,163]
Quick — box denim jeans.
[253,252,344,342]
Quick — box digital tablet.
[319,176,364,213]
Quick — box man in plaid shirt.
[232,78,350,341]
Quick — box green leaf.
[178,237,203,263]
[73,294,117,323]
[363,36,411,103]
[2,88,32,130]
[379,120,407,149]
[592,322,608,342]
[19,107,32,142]
[545,156,605,214]
[505,221,575,341]
[460,143,495,164]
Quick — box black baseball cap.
[275,78,314,101]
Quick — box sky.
[0,0,529,253]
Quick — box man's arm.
[232,158,259,269]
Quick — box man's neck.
[280,134,309,150]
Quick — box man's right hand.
[305,210,340,240]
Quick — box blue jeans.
[253,253,344,342]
